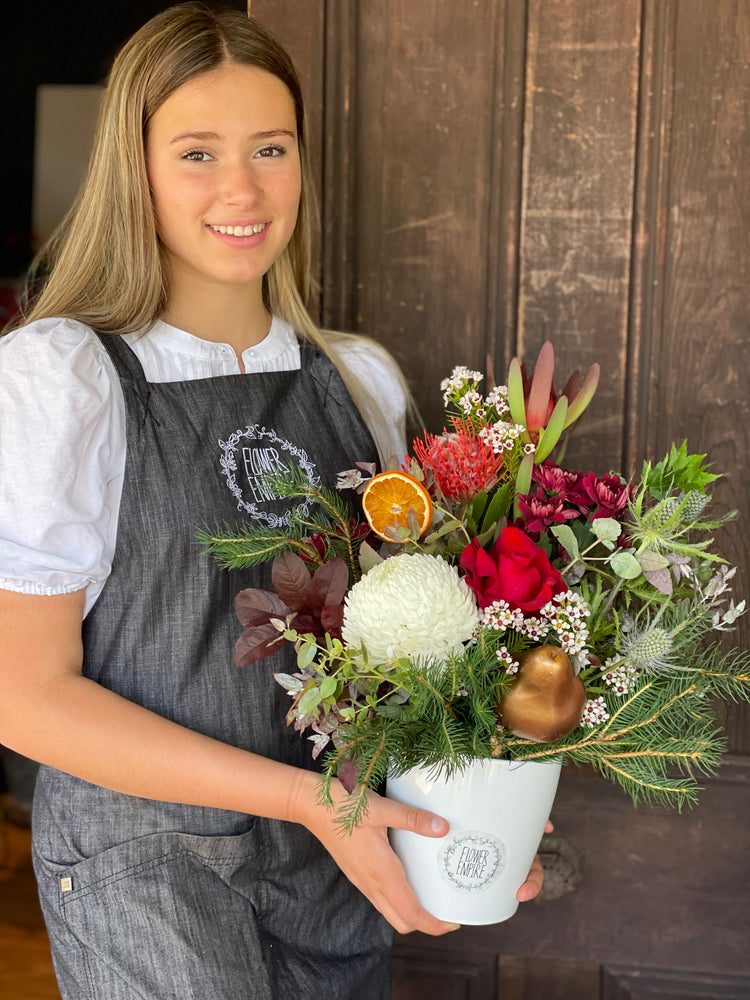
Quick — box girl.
[0,5,545,998]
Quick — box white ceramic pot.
[386,757,561,925]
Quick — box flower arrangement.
[200,343,749,830]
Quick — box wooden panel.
[497,954,600,1000]
[393,945,495,1000]
[342,0,516,430]
[601,965,750,999]
[249,0,326,309]
[640,0,750,747]
[518,1,642,473]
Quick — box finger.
[362,848,460,936]
[516,854,544,902]
[376,797,449,838]
[544,819,554,833]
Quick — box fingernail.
[445,922,461,932]
[430,816,448,834]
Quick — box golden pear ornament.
[497,644,586,742]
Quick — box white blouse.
[0,316,406,617]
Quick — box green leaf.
[297,642,318,670]
[273,673,304,693]
[320,675,338,699]
[534,395,568,463]
[515,453,534,497]
[507,357,527,427]
[608,551,642,579]
[643,441,721,499]
[551,524,580,559]
[358,540,384,574]
[591,517,622,542]
[471,492,489,523]
[480,481,513,533]
[563,363,600,428]
[637,550,670,573]
[298,685,322,717]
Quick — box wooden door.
[253,1,750,996]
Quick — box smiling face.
[146,63,302,311]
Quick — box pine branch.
[196,523,323,568]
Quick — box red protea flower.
[413,420,503,502]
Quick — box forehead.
[150,63,297,135]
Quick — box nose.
[220,160,263,207]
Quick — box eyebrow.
[169,129,296,144]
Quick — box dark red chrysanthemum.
[577,472,633,520]
[517,488,581,536]
[532,461,585,503]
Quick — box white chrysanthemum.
[342,553,480,665]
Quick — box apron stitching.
[60,847,262,903]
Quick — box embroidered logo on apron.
[219,424,318,527]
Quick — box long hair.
[18,3,412,460]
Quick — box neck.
[162,272,272,359]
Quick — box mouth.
[207,222,268,236]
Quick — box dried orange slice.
[361,471,433,541]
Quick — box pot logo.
[438,831,506,893]
[218,424,318,527]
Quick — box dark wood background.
[252,1,750,996]
[1,1,747,996]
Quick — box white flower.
[581,696,610,727]
[336,468,364,490]
[342,553,480,665]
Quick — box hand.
[516,819,554,902]
[292,774,459,937]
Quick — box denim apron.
[32,333,393,1000]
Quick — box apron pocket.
[55,827,271,1000]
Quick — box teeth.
[210,223,267,236]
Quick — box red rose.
[460,526,567,612]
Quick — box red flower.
[460,526,567,612]
[577,472,632,519]
[413,420,503,502]
[532,461,585,503]
[517,488,580,536]
[301,518,369,563]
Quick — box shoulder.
[1,317,122,442]
[1,317,114,388]
[327,332,407,408]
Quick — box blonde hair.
[18,2,412,463]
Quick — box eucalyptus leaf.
[637,550,671,573]
[551,524,580,559]
[609,551,643,579]
[425,519,464,543]
[298,686,322,717]
[320,675,338,699]
[296,642,318,670]
[273,673,304,693]
[591,517,621,542]
[643,567,673,595]
[358,540,384,574]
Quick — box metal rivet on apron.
[60,877,72,893]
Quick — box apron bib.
[33,333,393,1000]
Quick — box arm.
[0,587,458,935]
